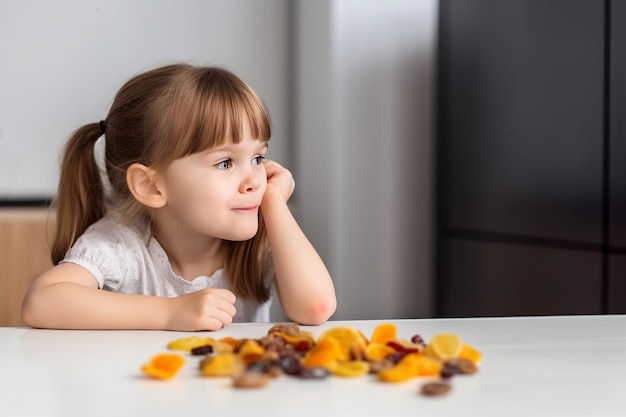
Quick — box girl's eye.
[216,159,232,170]
[252,155,265,166]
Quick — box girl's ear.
[126,163,166,208]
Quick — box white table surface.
[1,315,625,417]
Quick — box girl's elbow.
[298,296,337,326]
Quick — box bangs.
[153,67,272,165]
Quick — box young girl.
[21,64,336,331]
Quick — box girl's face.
[158,122,268,242]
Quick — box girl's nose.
[240,168,261,193]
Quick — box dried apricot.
[141,353,186,380]
[365,342,396,361]
[458,343,482,364]
[377,353,442,382]
[370,322,397,345]
[302,336,345,368]
[200,353,244,377]
[378,353,421,383]
[318,326,367,358]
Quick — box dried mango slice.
[168,336,215,352]
[303,336,345,368]
[427,333,463,361]
[330,360,370,377]
[458,343,482,364]
[201,353,244,377]
[141,353,186,380]
[237,339,265,365]
[365,342,396,361]
[370,322,397,345]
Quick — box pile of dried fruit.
[141,323,482,396]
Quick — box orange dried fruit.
[414,354,443,376]
[201,353,244,377]
[377,353,421,383]
[458,343,482,364]
[330,360,370,377]
[302,336,344,368]
[365,342,396,361]
[370,322,397,345]
[141,353,186,380]
[427,333,463,361]
[319,326,367,357]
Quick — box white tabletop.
[1,315,625,417]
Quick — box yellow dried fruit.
[200,353,244,377]
[167,336,215,352]
[141,354,186,380]
[330,360,370,377]
[427,333,463,361]
[237,339,265,365]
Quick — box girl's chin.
[223,228,259,242]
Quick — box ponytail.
[51,124,106,264]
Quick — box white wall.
[0,0,290,198]
[294,0,437,319]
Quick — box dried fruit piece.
[232,371,271,388]
[378,353,421,382]
[370,322,397,345]
[200,353,244,377]
[445,358,478,375]
[421,382,451,396]
[302,336,345,368]
[378,353,443,382]
[318,326,367,359]
[237,339,265,365]
[458,343,482,364]
[167,336,215,352]
[330,360,370,377]
[141,354,186,380]
[427,334,463,361]
[365,342,396,361]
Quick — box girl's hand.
[166,288,237,331]
[262,159,295,205]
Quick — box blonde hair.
[52,64,272,302]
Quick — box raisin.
[421,382,451,396]
[445,358,478,375]
[275,356,304,375]
[190,345,214,356]
[232,371,271,389]
[297,367,331,379]
[411,334,426,346]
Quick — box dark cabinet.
[437,0,625,316]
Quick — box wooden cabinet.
[437,0,625,316]
[0,209,54,326]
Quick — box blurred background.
[1,0,624,326]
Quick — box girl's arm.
[261,160,337,325]
[21,262,237,331]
